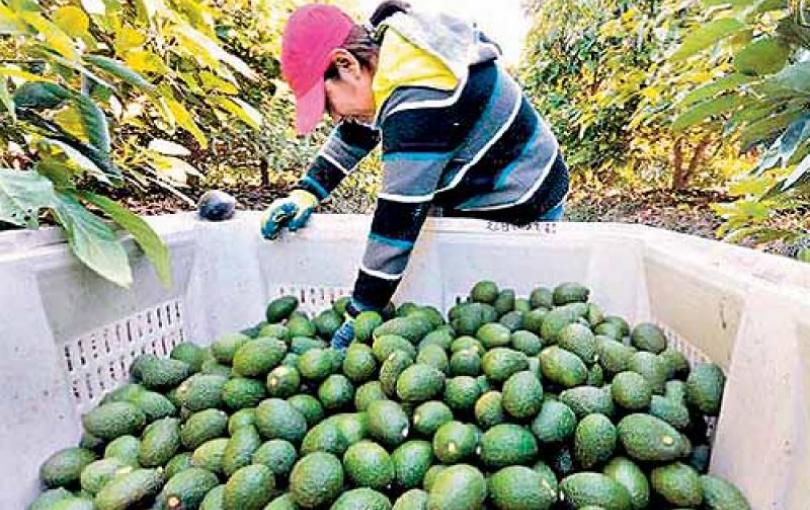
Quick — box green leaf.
[763,61,810,95]
[733,38,791,76]
[19,12,79,61]
[42,139,112,184]
[729,175,773,196]
[680,73,755,108]
[781,154,810,192]
[12,82,71,110]
[798,247,810,263]
[51,192,133,287]
[74,94,111,154]
[672,18,746,61]
[0,66,56,82]
[0,168,58,228]
[672,94,745,131]
[84,55,156,92]
[777,115,810,166]
[0,79,14,121]
[79,191,172,288]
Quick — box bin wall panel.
[1,212,808,508]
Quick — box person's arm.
[346,108,456,314]
[262,121,380,239]
[293,121,381,201]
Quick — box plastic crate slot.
[61,298,186,412]
[84,373,94,400]
[64,345,73,372]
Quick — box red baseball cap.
[281,4,356,135]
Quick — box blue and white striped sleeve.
[294,121,380,201]
[350,107,456,312]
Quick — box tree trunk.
[673,135,713,190]
[260,158,270,187]
[671,136,685,190]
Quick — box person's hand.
[330,299,377,351]
[331,318,355,351]
[260,189,318,240]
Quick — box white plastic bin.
[1,212,808,509]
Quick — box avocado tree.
[0,0,267,286]
[520,0,742,191]
[664,0,810,259]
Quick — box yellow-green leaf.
[166,98,207,148]
[20,12,79,61]
[149,154,202,185]
[200,71,238,94]
[125,49,170,75]
[53,6,89,39]
[114,27,146,54]
[173,24,257,80]
[214,96,263,129]
[0,66,56,83]
[0,3,26,33]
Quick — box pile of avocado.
[32,281,752,510]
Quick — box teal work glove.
[331,299,376,351]
[261,189,318,240]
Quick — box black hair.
[326,0,411,77]
[369,0,411,27]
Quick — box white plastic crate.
[1,212,809,509]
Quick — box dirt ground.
[117,185,726,242]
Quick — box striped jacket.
[294,10,569,312]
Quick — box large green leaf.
[80,191,172,287]
[42,139,112,184]
[51,192,133,287]
[740,108,805,149]
[733,38,791,76]
[73,93,111,154]
[680,73,756,108]
[84,55,155,92]
[672,18,746,61]
[12,82,71,110]
[672,94,745,131]
[0,168,58,228]
[777,115,810,165]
